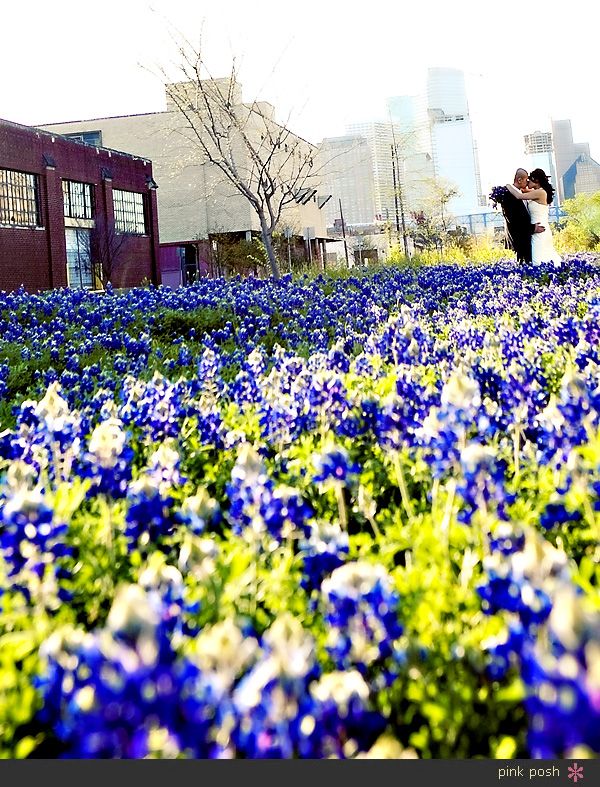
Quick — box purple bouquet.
[489,185,508,208]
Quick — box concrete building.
[343,119,434,232]
[345,121,403,225]
[317,135,375,227]
[0,118,159,293]
[40,79,330,284]
[551,119,593,203]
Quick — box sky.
[1,0,599,195]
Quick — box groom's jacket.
[500,192,536,261]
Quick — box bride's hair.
[529,168,555,204]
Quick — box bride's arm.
[505,183,544,200]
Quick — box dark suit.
[500,191,537,263]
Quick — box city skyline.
[1,0,598,202]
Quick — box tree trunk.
[258,213,281,280]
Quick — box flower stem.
[335,484,348,530]
[513,427,521,480]
[393,452,414,520]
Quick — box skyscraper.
[426,68,482,216]
[562,154,600,200]
[387,68,483,217]
[345,120,405,225]
[387,93,435,213]
[317,135,375,226]
[551,119,600,202]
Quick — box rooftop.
[1,116,154,165]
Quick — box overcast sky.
[2,0,598,194]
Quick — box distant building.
[317,136,375,226]
[321,68,483,240]
[387,68,483,217]
[40,79,330,285]
[524,130,558,197]
[345,121,405,225]
[426,68,483,216]
[551,119,596,203]
[524,131,553,155]
[0,118,159,293]
[562,153,600,200]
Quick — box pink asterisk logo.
[568,763,584,783]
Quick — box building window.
[63,180,94,219]
[64,130,102,147]
[65,228,94,289]
[113,189,146,234]
[0,168,42,227]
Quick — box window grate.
[0,168,42,226]
[113,189,146,234]
[62,180,94,219]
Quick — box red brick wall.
[0,119,160,292]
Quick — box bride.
[505,168,562,265]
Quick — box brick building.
[41,79,332,284]
[0,118,160,292]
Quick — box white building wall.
[41,81,328,245]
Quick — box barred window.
[63,180,94,219]
[113,189,146,234]
[0,168,42,227]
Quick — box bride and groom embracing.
[501,168,562,265]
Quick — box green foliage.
[1,261,600,758]
[148,306,238,341]
[211,235,270,277]
[555,191,600,253]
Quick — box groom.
[500,168,544,262]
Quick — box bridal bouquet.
[489,185,508,208]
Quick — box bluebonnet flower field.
[0,256,599,759]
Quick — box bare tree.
[424,177,459,235]
[161,39,322,280]
[82,215,134,288]
[408,178,460,253]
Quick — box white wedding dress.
[526,201,562,265]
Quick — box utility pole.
[305,228,313,267]
[284,226,292,273]
[396,147,410,260]
[339,198,350,267]
[389,121,411,259]
[391,144,402,239]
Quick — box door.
[65,228,93,289]
[180,244,198,285]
